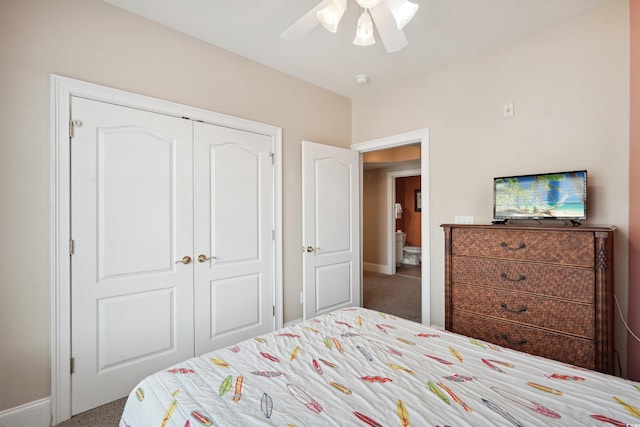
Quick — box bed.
[120,307,639,426]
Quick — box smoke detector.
[355,74,369,85]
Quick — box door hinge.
[269,152,274,164]
[69,119,82,138]
[69,239,75,255]
[272,305,275,316]
[272,229,275,241]
[70,357,75,374]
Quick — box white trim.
[387,169,421,275]
[50,75,72,426]
[273,129,284,330]
[351,129,428,152]
[363,262,388,274]
[351,129,431,325]
[0,397,51,427]
[50,75,283,424]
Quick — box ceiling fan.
[281,0,419,53]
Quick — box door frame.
[351,129,430,325]
[50,75,283,424]
[388,169,421,275]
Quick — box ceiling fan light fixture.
[355,0,382,8]
[353,10,375,46]
[317,0,347,33]
[387,0,419,29]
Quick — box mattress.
[120,307,639,426]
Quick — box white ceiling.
[102,0,611,98]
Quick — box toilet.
[402,245,422,265]
[395,231,422,266]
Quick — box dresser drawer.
[452,228,594,266]
[451,256,594,302]
[452,311,595,369]
[451,283,594,338]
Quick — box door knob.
[175,256,192,265]
[198,254,216,263]
[306,246,318,253]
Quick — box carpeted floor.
[396,263,421,278]
[55,397,127,427]
[362,270,421,323]
[58,271,421,425]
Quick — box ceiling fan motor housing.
[356,0,382,8]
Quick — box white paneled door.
[193,122,274,354]
[70,97,275,414]
[70,98,194,414]
[302,141,361,320]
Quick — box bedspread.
[120,307,639,426]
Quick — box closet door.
[193,122,275,354]
[70,97,194,414]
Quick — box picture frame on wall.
[414,189,421,212]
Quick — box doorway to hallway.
[353,130,429,324]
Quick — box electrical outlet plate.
[454,215,475,224]
[504,102,514,118]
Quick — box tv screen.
[493,170,587,220]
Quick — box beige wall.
[0,0,351,411]
[362,170,387,265]
[353,1,631,376]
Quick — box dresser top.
[440,223,616,232]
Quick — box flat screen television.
[493,170,587,221]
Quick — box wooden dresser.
[442,224,614,373]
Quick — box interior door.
[193,122,275,354]
[70,97,194,414]
[302,140,361,319]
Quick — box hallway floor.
[396,263,421,278]
[363,270,421,322]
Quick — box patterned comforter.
[120,307,639,426]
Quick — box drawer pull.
[500,302,527,314]
[500,272,527,282]
[499,333,528,346]
[500,242,526,251]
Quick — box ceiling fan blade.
[370,1,408,53]
[280,0,332,42]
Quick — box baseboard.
[363,262,390,274]
[0,397,51,427]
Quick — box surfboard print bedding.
[119,307,639,426]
